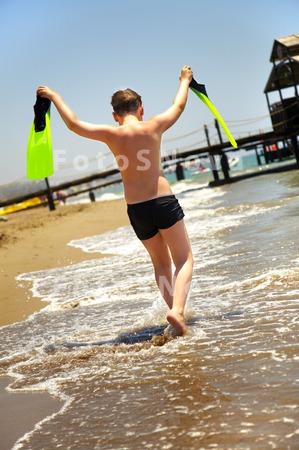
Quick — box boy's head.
[111,89,142,117]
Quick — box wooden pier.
[163,128,299,187]
[1,126,298,212]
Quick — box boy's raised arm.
[36,86,113,143]
[173,65,193,111]
[152,65,193,132]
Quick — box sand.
[0,199,129,449]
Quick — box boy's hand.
[36,86,56,101]
[180,65,193,83]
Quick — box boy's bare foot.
[166,309,187,336]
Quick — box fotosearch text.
[53,148,238,173]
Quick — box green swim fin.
[27,96,54,179]
[189,78,238,148]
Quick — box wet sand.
[0,377,64,450]
[0,200,129,449]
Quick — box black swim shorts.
[127,195,185,241]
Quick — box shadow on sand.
[44,325,170,352]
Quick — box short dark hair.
[111,89,142,116]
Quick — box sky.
[0,0,298,186]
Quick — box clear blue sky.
[0,0,298,185]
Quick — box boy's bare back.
[107,119,173,204]
[37,65,193,204]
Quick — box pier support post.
[45,177,56,211]
[220,152,230,181]
[89,191,96,202]
[255,147,262,166]
[205,125,219,181]
[175,162,185,181]
[215,119,223,145]
[208,154,219,181]
[291,135,299,163]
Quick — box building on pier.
[263,34,299,163]
[264,33,299,135]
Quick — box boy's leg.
[142,219,193,334]
[141,234,174,309]
[159,219,193,334]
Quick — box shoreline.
[0,200,129,327]
[0,199,129,449]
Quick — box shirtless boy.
[37,65,194,335]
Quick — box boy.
[37,65,194,335]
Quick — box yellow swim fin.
[189,77,238,148]
[27,96,54,179]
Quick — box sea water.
[0,164,299,449]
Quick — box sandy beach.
[0,199,129,449]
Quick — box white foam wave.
[68,226,140,255]
[96,192,124,202]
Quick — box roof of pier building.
[264,33,299,93]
